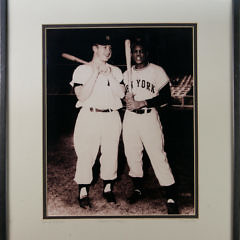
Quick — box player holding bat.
[70,35,125,208]
[123,39,179,214]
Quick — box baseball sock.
[131,177,144,193]
[165,183,178,203]
[78,184,90,199]
[103,180,114,193]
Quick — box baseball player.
[70,35,125,208]
[123,39,179,214]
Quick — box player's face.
[132,45,147,69]
[94,44,112,62]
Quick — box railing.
[170,75,194,109]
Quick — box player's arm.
[125,94,146,110]
[126,83,171,111]
[145,82,171,107]
[122,70,146,110]
[74,65,99,102]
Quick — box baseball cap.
[92,34,112,46]
[131,38,149,52]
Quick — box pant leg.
[122,111,144,178]
[140,109,175,186]
[73,109,100,184]
[99,111,122,180]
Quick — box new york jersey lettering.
[135,79,155,93]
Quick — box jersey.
[123,63,169,102]
[70,63,123,110]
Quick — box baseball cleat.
[167,201,179,214]
[127,189,143,204]
[103,191,116,203]
[78,196,91,209]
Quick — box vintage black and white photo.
[43,24,197,218]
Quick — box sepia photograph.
[43,24,197,218]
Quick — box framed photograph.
[43,24,197,218]
[2,0,235,239]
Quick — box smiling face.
[93,44,112,62]
[132,44,148,69]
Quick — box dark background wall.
[45,26,194,94]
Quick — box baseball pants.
[122,108,175,186]
[73,108,122,184]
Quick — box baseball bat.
[125,39,132,93]
[61,53,89,65]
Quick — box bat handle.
[128,70,132,93]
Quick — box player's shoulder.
[74,64,91,71]
[149,63,169,78]
[73,64,92,75]
[149,63,166,73]
[149,63,169,85]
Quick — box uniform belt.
[132,108,152,114]
[89,107,113,112]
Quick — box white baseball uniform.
[123,63,175,186]
[70,63,123,184]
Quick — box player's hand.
[123,92,134,105]
[90,62,101,76]
[126,99,145,111]
[125,92,134,101]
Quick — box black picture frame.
[233,0,240,240]
[0,0,7,239]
